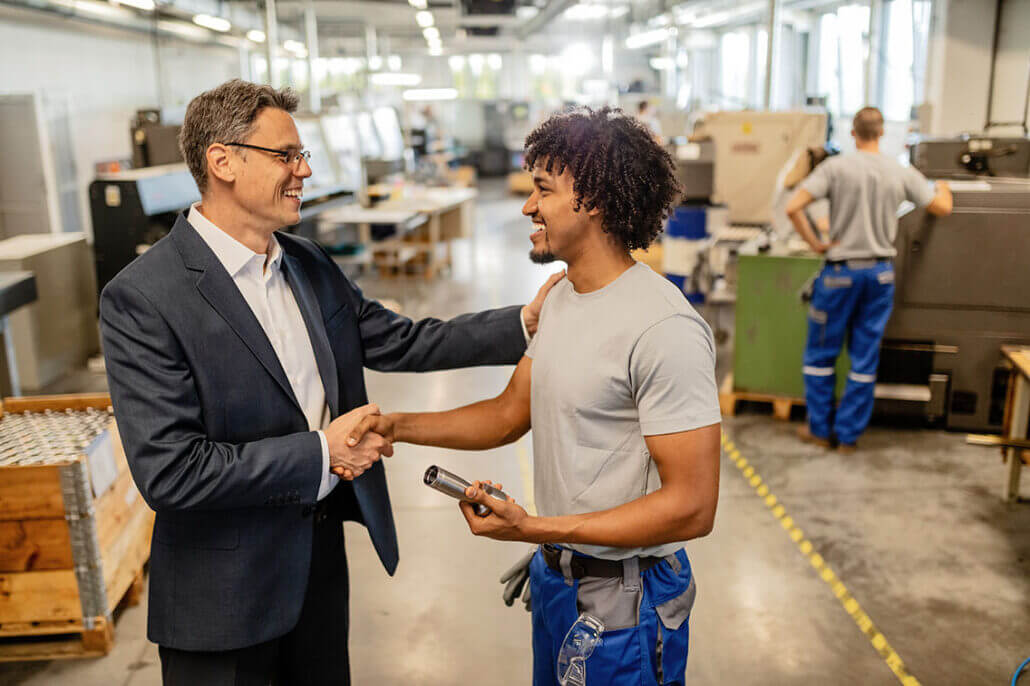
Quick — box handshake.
[324,403,397,481]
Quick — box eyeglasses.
[225,142,311,168]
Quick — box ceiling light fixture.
[415,10,434,28]
[625,27,676,49]
[192,14,231,32]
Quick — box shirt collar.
[187,203,283,277]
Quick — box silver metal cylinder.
[423,465,510,517]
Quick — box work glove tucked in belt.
[500,547,536,612]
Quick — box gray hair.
[179,79,299,192]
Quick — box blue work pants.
[802,260,895,446]
[530,547,695,686]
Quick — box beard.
[529,249,557,264]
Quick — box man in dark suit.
[99,79,558,685]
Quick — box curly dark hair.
[523,106,682,252]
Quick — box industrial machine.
[882,175,1030,433]
[89,164,200,296]
[130,109,184,169]
[909,136,1030,179]
[693,110,827,224]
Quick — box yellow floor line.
[720,430,921,686]
[515,436,537,516]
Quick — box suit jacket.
[99,214,525,651]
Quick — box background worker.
[348,106,721,685]
[785,106,953,452]
[636,100,663,142]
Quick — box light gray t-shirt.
[801,151,936,261]
[525,262,721,560]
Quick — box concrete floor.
[2,180,1029,685]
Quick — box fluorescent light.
[246,29,266,43]
[529,53,547,74]
[158,19,211,40]
[370,72,422,86]
[193,14,231,32]
[564,4,609,21]
[625,27,676,49]
[403,88,458,101]
[74,0,134,19]
[422,26,440,41]
[487,53,502,70]
[415,10,434,28]
[428,45,443,56]
[649,57,674,70]
[516,6,539,19]
[113,0,155,11]
[689,3,765,29]
[448,54,465,71]
[407,0,426,8]
[468,53,484,74]
[387,54,402,71]
[368,55,383,70]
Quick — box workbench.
[1001,346,1030,502]
[317,186,477,279]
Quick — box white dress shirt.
[188,204,338,500]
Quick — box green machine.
[733,254,848,398]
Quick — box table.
[317,186,477,279]
[1001,345,1030,502]
[0,271,38,396]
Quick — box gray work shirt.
[801,151,936,261]
[525,262,721,560]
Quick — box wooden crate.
[0,393,154,661]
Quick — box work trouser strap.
[622,557,640,592]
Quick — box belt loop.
[559,549,575,587]
[622,557,640,592]
[664,553,682,574]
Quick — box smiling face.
[227,107,311,229]
[521,159,597,264]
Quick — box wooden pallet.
[719,374,805,421]
[0,393,155,662]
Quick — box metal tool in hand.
[423,465,510,516]
[557,613,605,686]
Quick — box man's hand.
[324,403,393,481]
[521,271,565,337]
[459,480,532,542]
[346,413,398,449]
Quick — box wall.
[988,0,1030,134]
[0,4,240,239]
[925,0,1028,136]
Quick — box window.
[880,0,933,121]
[720,30,751,108]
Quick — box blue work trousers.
[530,547,695,686]
[803,260,895,446]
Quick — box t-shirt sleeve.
[800,161,832,200]
[902,166,936,207]
[631,314,722,436]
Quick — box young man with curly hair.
[349,106,721,685]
